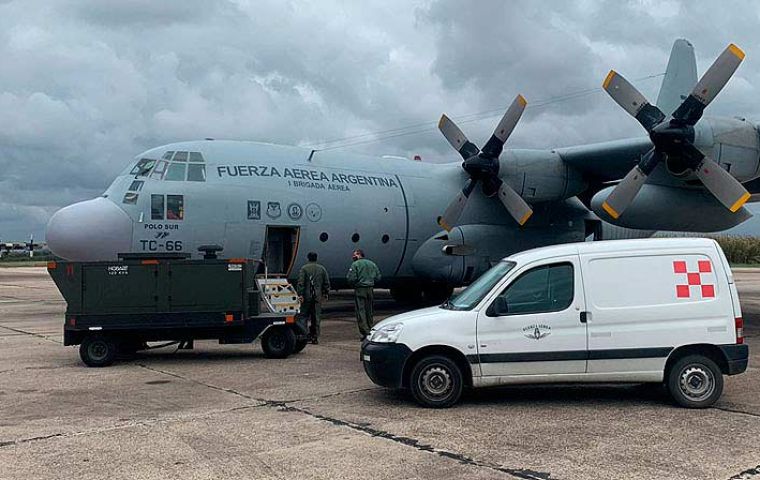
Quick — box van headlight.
[370,322,404,343]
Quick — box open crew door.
[263,225,300,276]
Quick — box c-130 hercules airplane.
[47,39,760,303]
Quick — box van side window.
[494,263,574,315]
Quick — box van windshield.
[443,261,516,310]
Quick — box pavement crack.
[134,364,556,479]
[0,403,264,449]
[714,406,760,419]
[729,465,760,479]
[0,324,61,344]
[273,403,557,480]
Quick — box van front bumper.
[719,344,749,375]
[361,340,412,388]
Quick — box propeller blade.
[438,114,480,160]
[694,156,751,212]
[481,94,527,158]
[438,179,478,231]
[602,70,666,132]
[495,179,533,226]
[600,148,662,219]
[672,43,745,125]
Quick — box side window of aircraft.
[492,263,574,316]
[129,180,144,191]
[173,151,188,162]
[122,192,138,205]
[165,163,187,181]
[151,161,169,180]
[131,158,156,177]
[187,164,206,182]
[167,195,184,220]
[151,194,165,220]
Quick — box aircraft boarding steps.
[256,276,301,313]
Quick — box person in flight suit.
[347,249,382,339]
[297,251,331,344]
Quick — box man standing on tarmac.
[347,249,381,339]
[297,252,331,344]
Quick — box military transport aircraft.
[46,39,760,303]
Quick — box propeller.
[437,95,532,231]
[601,43,750,219]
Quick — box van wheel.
[261,327,296,359]
[410,355,463,408]
[80,335,117,367]
[667,355,723,408]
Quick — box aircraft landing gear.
[390,283,453,307]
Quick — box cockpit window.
[131,158,156,177]
[187,164,206,182]
[189,152,204,162]
[128,180,144,191]
[167,195,184,220]
[162,151,175,160]
[151,194,164,220]
[123,192,138,204]
[151,160,168,180]
[165,163,186,181]
[173,151,188,162]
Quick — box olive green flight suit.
[347,258,382,337]
[296,261,331,340]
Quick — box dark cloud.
[1,0,759,239]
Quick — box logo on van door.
[523,324,551,340]
[673,260,715,299]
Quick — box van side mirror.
[489,296,508,316]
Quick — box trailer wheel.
[261,327,296,358]
[80,335,117,367]
[293,338,308,354]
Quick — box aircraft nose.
[46,197,133,261]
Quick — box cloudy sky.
[1,0,760,240]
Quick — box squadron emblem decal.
[523,324,551,340]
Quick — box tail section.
[656,39,698,116]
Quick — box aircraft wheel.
[422,284,453,306]
[390,286,423,305]
[80,335,117,367]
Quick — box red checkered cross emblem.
[673,260,715,299]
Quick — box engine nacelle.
[669,117,760,182]
[501,149,587,202]
[591,183,752,232]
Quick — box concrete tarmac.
[1,267,759,480]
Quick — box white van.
[361,238,748,408]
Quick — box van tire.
[80,335,117,367]
[261,327,296,359]
[667,354,723,408]
[410,355,463,408]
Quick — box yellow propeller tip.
[601,201,620,219]
[516,94,527,107]
[729,43,746,61]
[603,70,616,89]
[438,217,452,231]
[730,192,751,212]
[438,115,448,129]
[518,210,533,226]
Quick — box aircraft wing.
[556,136,652,182]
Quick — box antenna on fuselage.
[308,149,317,162]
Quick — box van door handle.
[580,311,589,323]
